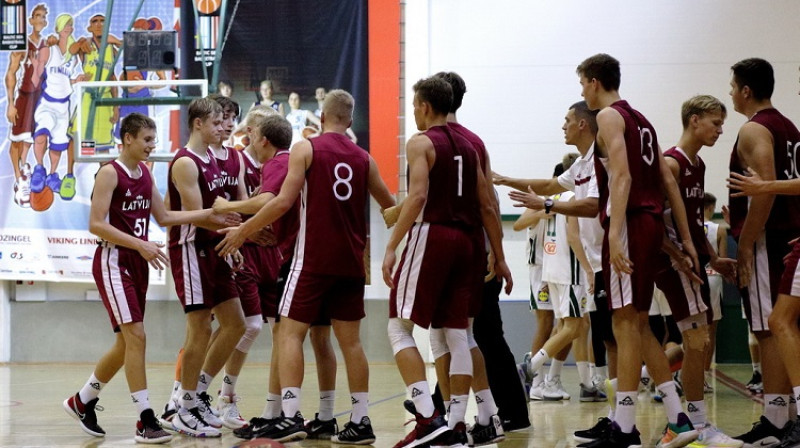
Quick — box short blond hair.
[322,89,354,124]
[681,95,726,129]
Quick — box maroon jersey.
[448,122,487,173]
[18,37,44,93]
[167,147,225,247]
[595,100,664,223]
[293,133,369,277]
[421,125,481,228]
[728,108,800,238]
[241,149,262,198]
[261,150,299,261]
[214,146,242,201]
[664,147,708,257]
[104,161,153,241]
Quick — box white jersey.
[704,220,720,276]
[527,218,547,266]
[42,45,82,101]
[542,190,582,285]
[286,108,309,147]
[557,145,603,272]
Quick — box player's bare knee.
[682,326,708,353]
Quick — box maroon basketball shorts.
[390,222,476,329]
[236,244,281,319]
[169,242,238,312]
[278,269,365,324]
[655,253,711,324]
[602,212,664,312]
[742,229,800,331]
[780,239,800,298]
[93,244,148,331]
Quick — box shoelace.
[189,407,212,427]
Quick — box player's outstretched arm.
[492,171,565,195]
[367,155,396,210]
[150,180,240,229]
[728,166,800,196]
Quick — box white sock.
[281,387,302,417]
[448,394,469,428]
[549,359,564,379]
[197,371,213,393]
[590,363,596,379]
[640,365,651,386]
[615,391,637,433]
[533,366,545,387]
[753,362,761,373]
[657,382,681,424]
[78,374,106,404]
[319,390,335,421]
[409,381,435,418]
[351,392,369,423]
[529,349,550,374]
[792,388,800,418]
[170,380,182,401]
[179,389,196,411]
[577,361,591,386]
[221,372,237,398]
[131,389,150,415]
[764,394,790,429]
[598,365,609,379]
[474,389,498,426]
[687,400,707,427]
[262,393,282,419]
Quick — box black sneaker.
[747,371,764,395]
[574,417,612,444]
[233,416,279,439]
[253,411,307,443]
[63,393,106,437]
[467,414,505,446]
[577,422,641,447]
[305,413,338,440]
[735,415,788,447]
[135,409,173,444]
[501,418,531,433]
[430,421,468,448]
[777,419,800,448]
[332,416,376,445]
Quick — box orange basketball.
[231,438,285,448]
[195,0,221,15]
[30,187,54,212]
[133,18,149,30]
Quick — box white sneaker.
[556,376,570,400]
[217,394,247,429]
[542,376,567,401]
[196,392,223,428]
[703,372,714,394]
[171,408,221,438]
[529,382,545,401]
[687,423,743,447]
[592,374,608,398]
[158,399,179,429]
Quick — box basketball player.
[6,3,51,208]
[382,77,511,448]
[702,193,727,392]
[166,97,246,438]
[495,101,614,410]
[285,92,321,147]
[574,53,699,448]
[252,80,284,115]
[216,89,396,444]
[514,206,555,399]
[724,58,800,447]
[62,112,236,444]
[29,13,84,200]
[653,95,741,447]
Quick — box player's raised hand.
[492,171,509,186]
[727,167,766,197]
[213,196,232,213]
[382,205,401,228]
[509,186,545,210]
